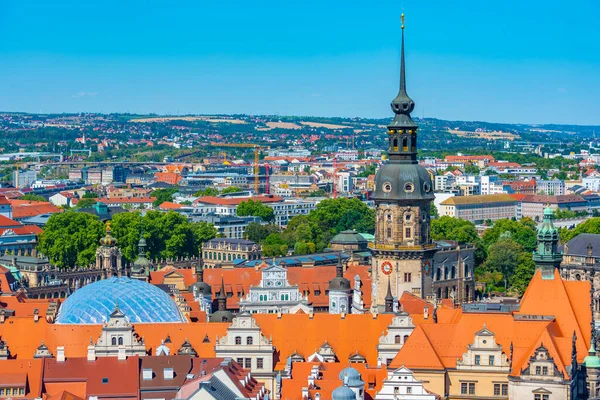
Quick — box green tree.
[262,233,288,257]
[464,163,480,174]
[20,194,47,202]
[221,186,243,194]
[481,218,537,252]
[74,198,98,209]
[237,199,275,222]
[510,252,536,295]
[431,216,479,244]
[430,202,439,218]
[110,212,143,262]
[559,217,600,242]
[37,212,105,268]
[194,187,219,197]
[151,188,179,208]
[480,238,523,290]
[244,222,280,243]
[357,163,377,177]
[82,192,98,199]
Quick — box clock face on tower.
[423,260,432,275]
[381,261,393,275]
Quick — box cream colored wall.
[163,275,186,291]
[447,370,509,399]
[412,370,446,397]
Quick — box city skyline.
[1,0,599,125]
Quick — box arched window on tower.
[235,336,242,345]
[451,266,456,279]
[393,138,398,151]
[394,335,401,344]
[402,137,408,151]
[118,337,124,346]
[111,337,117,346]
[247,337,253,345]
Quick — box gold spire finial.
[401,13,405,30]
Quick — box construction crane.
[210,142,269,194]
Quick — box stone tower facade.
[371,16,436,308]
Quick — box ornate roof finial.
[389,13,416,130]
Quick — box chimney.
[315,393,321,400]
[340,312,346,320]
[309,311,314,320]
[87,344,96,361]
[57,346,65,362]
[424,306,429,320]
[117,345,126,361]
[301,388,309,398]
[33,309,39,323]
[0,310,6,323]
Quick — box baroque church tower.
[372,16,436,307]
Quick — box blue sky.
[1,0,599,125]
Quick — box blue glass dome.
[56,276,186,324]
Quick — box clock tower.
[371,15,436,308]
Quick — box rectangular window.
[244,358,251,369]
[461,383,468,395]
[257,358,264,369]
[405,227,411,238]
[502,384,508,396]
[0,389,4,396]
[387,227,392,238]
[475,355,480,365]
[489,355,495,365]
[494,384,500,396]
[406,387,412,394]
[237,357,243,366]
[535,395,541,400]
[468,383,475,395]
[542,366,548,375]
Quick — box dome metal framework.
[56,276,187,324]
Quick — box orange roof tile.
[158,201,183,210]
[10,202,62,219]
[0,317,228,360]
[0,358,44,398]
[253,313,394,369]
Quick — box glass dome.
[56,276,187,324]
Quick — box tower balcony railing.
[368,243,436,251]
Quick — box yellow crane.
[210,142,269,194]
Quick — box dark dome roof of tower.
[373,163,434,202]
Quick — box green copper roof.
[584,344,600,368]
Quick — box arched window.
[402,137,408,150]
[437,287,442,299]
[247,337,253,345]
[464,264,469,277]
[436,268,441,281]
[393,138,398,149]
[403,335,409,343]
[111,337,117,346]
[444,267,449,280]
[451,266,456,279]
[394,335,401,344]
[235,336,242,345]
[118,337,124,346]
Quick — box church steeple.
[533,207,562,279]
[388,14,418,164]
